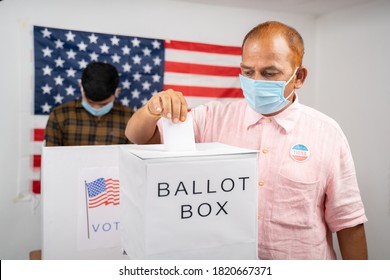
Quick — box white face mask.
[240,67,298,115]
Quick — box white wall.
[0,0,316,259]
[316,0,390,259]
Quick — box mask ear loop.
[285,67,299,85]
[285,88,295,101]
[284,67,299,102]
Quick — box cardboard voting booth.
[119,143,258,259]
[41,144,127,260]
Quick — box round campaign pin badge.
[290,144,310,162]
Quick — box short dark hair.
[81,62,119,101]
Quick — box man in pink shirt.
[125,21,368,259]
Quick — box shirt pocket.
[271,172,319,229]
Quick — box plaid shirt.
[45,99,134,146]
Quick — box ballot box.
[119,142,258,259]
[41,144,128,260]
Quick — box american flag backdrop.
[31,26,242,194]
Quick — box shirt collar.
[243,95,302,134]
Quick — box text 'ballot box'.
[119,143,258,259]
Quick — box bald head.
[242,21,305,68]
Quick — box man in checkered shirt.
[45,62,134,146]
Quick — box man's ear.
[114,87,121,97]
[78,79,85,96]
[294,67,308,89]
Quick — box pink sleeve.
[325,136,367,232]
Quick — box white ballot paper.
[162,115,196,151]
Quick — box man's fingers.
[168,90,185,123]
[159,91,172,119]
[147,96,163,116]
[178,93,188,122]
[147,89,188,122]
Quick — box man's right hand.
[125,89,189,144]
[146,89,188,123]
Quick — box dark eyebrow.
[240,64,281,73]
[240,64,253,70]
[261,66,280,72]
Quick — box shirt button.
[258,180,264,187]
[266,118,272,123]
[262,148,269,154]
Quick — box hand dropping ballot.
[161,114,196,151]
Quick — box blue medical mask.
[239,68,298,115]
[81,99,113,117]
